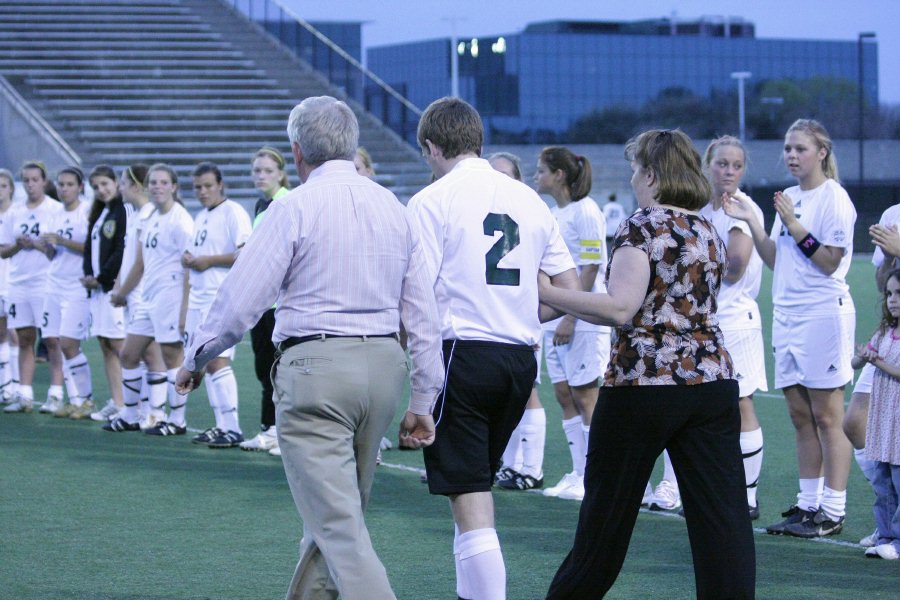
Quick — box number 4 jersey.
[408,158,574,346]
[0,197,63,293]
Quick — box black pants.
[250,308,277,430]
[546,380,755,600]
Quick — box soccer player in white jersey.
[182,162,251,449]
[726,119,855,538]
[35,167,95,419]
[408,97,578,600]
[107,163,168,428]
[1,161,64,413]
[533,146,610,502]
[0,169,20,403]
[104,163,193,435]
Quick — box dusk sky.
[282,0,899,104]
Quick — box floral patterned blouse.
[604,206,735,386]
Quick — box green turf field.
[1,257,897,599]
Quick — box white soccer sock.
[456,528,505,600]
[167,368,187,427]
[796,477,824,512]
[662,450,678,487]
[146,371,168,421]
[63,352,92,405]
[519,408,546,478]
[210,366,240,433]
[854,448,878,484]
[740,428,764,506]
[9,343,19,384]
[0,341,11,395]
[138,366,149,419]
[18,384,33,402]
[204,374,223,430]
[63,374,80,406]
[563,416,586,476]
[47,384,64,402]
[453,525,471,600]
[500,422,524,473]
[820,486,847,520]
[119,366,144,422]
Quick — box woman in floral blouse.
[540,129,755,599]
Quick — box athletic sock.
[820,486,847,520]
[453,525,471,600]
[662,450,678,487]
[167,368,187,427]
[519,407,546,478]
[740,428,764,507]
[0,341,10,397]
[18,384,33,402]
[456,528,505,600]
[146,370,168,422]
[500,422,524,473]
[204,374,223,430]
[47,384,64,402]
[119,366,143,422]
[563,416,586,476]
[854,447,878,484]
[210,366,240,434]
[138,367,149,420]
[63,352,92,406]
[9,344,19,385]
[797,477,824,512]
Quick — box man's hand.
[398,411,435,449]
[175,367,204,395]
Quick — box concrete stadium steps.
[0,0,429,204]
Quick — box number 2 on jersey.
[483,213,520,286]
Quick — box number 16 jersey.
[408,158,573,346]
[139,202,193,302]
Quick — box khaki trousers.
[274,337,407,600]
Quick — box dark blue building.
[367,17,878,143]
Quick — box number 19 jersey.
[408,158,574,346]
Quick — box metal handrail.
[0,74,81,166]
[234,0,422,116]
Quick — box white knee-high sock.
[9,343,19,385]
[519,408,546,478]
[456,528,505,600]
[563,416,586,476]
[501,422,524,473]
[209,366,240,433]
[0,341,11,396]
[146,370,168,421]
[63,352,92,404]
[662,450,678,486]
[167,368,187,427]
[854,448,878,484]
[119,366,143,422]
[797,477,824,512]
[138,365,149,419]
[204,374,223,430]
[453,525,471,600]
[740,428,764,506]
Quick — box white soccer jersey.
[139,202,193,301]
[408,157,574,346]
[47,202,91,295]
[872,203,900,269]
[0,203,15,297]
[602,200,627,238]
[700,194,763,329]
[120,202,156,306]
[544,197,609,333]
[0,198,63,291]
[186,199,252,310]
[770,179,855,315]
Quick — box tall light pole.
[858,32,876,202]
[731,71,752,142]
[442,17,466,98]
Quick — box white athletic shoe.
[379,436,393,451]
[875,543,899,560]
[4,395,33,413]
[557,475,585,501]
[239,429,278,452]
[90,399,119,422]
[860,530,879,548]
[649,480,682,511]
[39,395,63,414]
[543,471,581,498]
[269,445,282,457]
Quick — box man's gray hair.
[286,96,359,166]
